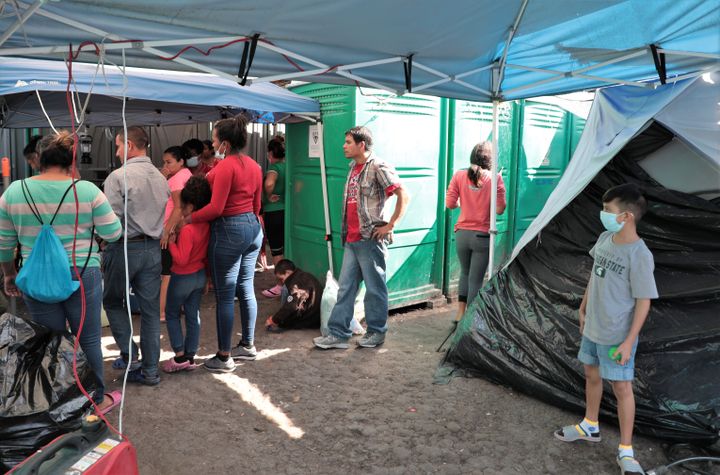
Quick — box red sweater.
[445,169,506,233]
[190,154,262,223]
[169,222,210,275]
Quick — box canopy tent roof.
[0,56,319,127]
[0,1,717,103]
[509,71,720,264]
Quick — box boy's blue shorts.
[578,336,638,381]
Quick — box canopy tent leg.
[317,122,334,274]
[488,100,500,279]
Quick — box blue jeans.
[103,239,162,377]
[328,239,388,339]
[209,213,262,352]
[24,266,105,404]
[165,270,205,357]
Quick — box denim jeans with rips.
[328,239,389,340]
[103,239,162,377]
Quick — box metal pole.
[317,122,334,274]
[488,100,500,278]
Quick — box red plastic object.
[8,417,139,475]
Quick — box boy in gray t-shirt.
[554,184,658,475]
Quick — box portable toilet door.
[285,84,447,309]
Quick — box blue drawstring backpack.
[15,179,92,304]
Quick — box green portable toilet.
[443,99,586,298]
[285,84,448,309]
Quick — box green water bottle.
[608,346,622,362]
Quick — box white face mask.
[214,143,226,160]
[186,156,199,168]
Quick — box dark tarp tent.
[438,73,720,443]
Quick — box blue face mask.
[600,210,625,233]
[186,156,199,168]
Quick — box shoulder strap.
[20,179,44,224]
[50,179,80,225]
[79,225,95,277]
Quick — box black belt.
[127,234,157,242]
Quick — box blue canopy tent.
[0,0,717,270]
[0,56,320,128]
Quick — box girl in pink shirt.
[445,142,507,322]
[160,146,193,322]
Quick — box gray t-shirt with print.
[584,231,658,345]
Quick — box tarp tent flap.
[438,76,720,443]
[510,73,720,263]
[0,56,319,127]
[0,1,717,102]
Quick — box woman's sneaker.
[231,343,258,361]
[204,355,236,373]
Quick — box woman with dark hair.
[0,131,122,414]
[261,135,287,298]
[445,141,507,323]
[161,176,212,373]
[184,116,263,372]
[160,145,193,322]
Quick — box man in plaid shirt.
[314,126,409,349]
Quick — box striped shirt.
[0,179,122,268]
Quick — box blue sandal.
[112,356,141,371]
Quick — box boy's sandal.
[617,456,645,474]
[553,424,602,442]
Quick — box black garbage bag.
[0,313,96,473]
[439,137,720,444]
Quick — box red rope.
[65,43,125,440]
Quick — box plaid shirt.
[341,156,401,243]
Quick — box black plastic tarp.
[0,313,96,472]
[439,125,720,444]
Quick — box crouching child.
[265,259,322,332]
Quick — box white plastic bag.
[320,270,366,336]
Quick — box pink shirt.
[445,169,506,233]
[165,168,192,223]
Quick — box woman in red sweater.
[185,116,263,373]
[445,142,507,323]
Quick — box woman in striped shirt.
[0,131,123,414]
